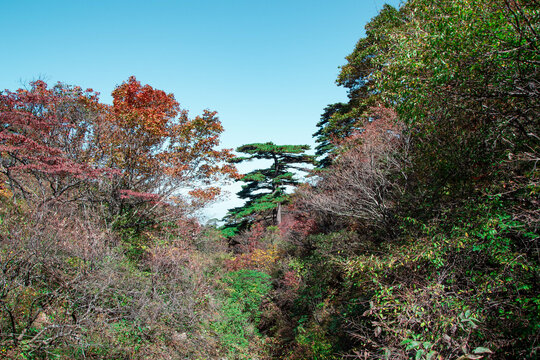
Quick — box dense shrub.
[212,269,272,359]
[0,200,235,359]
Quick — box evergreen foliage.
[1,0,538,359]
[222,142,314,237]
[313,102,350,168]
[313,4,403,168]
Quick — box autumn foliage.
[0,77,242,359]
[97,76,237,207]
[301,107,408,231]
[0,81,108,202]
[0,76,237,212]
[1,1,538,358]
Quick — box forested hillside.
[1,0,538,359]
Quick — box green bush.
[212,269,272,359]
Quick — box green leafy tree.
[313,102,350,169]
[295,1,540,358]
[313,4,404,168]
[335,0,539,212]
[222,142,314,237]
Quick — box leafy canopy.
[98,76,238,206]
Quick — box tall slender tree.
[313,4,403,168]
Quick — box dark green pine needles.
[221,142,314,238]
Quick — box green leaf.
[473,347,492,354]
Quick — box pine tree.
[222,142,314,237]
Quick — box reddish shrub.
[299,107,409,232]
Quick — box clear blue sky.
[1,0,401,219]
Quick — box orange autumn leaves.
[1,76,237,206]
[111,75,179,138]
[96,76,237,204]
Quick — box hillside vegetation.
[1,0,538,359]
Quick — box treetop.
[236,142,310,155]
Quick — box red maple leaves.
[0,77,237,207]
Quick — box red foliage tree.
[96,76,237,211]
[0,80,108,201]
[1,77,237,235]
